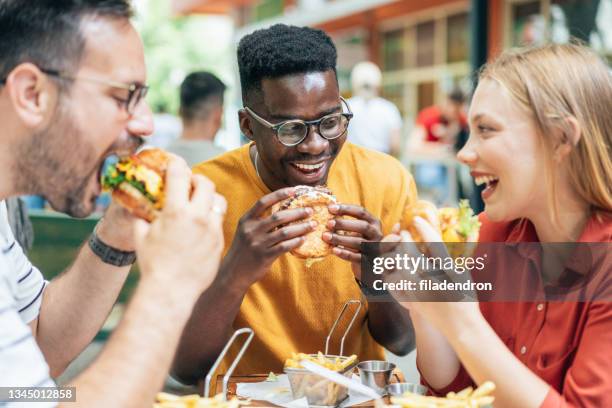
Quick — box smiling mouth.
[292,162,325,172]
[474,174,500,199]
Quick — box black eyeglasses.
[1,68,149,115]
[244,97,353,147]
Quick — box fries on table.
[391,381,496,408]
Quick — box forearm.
[36,242,130,376]
[173,261,249,384]
[64,277,199,408]
[445,311,549,408]
[367,299,415,355]
[412,310,461,389]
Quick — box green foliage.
[134,0,233,114]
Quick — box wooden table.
[214,370,405,407]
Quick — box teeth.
[294,162,324,171]
[474,175,499,186]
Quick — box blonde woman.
[397,43,612,407]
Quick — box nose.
[296,124,329,156]
[127,100,154,139]
[456,134,478,166]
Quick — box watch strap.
[88,231,136,267]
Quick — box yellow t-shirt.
[193,142,417,376]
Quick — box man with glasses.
[0,1,225,406]
[174,24,417,383]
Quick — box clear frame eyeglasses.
[1,68,149,115]
[244,97,353,147]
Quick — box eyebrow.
[268,104,342,121]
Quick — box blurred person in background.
[146,103,182,149]
[166,71,226,166]
[346,61,402,157]
[0,2,225,406]
[409,88,468,151]
[407,88,469,205]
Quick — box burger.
[101,148,169,222]
[402,199,480,257]
[272,185,337,263]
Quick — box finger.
[189,174,216,215]
[328,204,378,224]
[400,230,414,242]
[322,231,364,251]
[132,218,150,250]
[248,187,295,218]
[411,218,450,259]
[329,218,380,240]
[265,221,315,247]
[268,236,305,257]
[332,247,361,263]
[391,223,401,235]
[258,207,313,232]
[163,157,192,214]
[382,233,401,243]
[413,216,443,242]
[210,193,227,218]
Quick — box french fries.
[284,351,357,371]
[153,393,248,408]
[284,352,358,406]
[391,381,495,408]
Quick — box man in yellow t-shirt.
[173,24,417,384]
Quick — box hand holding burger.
[271,185,337,261]
[401,199,481,257]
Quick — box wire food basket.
[203,327,255,399]
[284,300,362,407]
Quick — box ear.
[5,63,57,129]
[554,116,581,162]
[238,109,255,141]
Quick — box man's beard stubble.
[14,106,101,218]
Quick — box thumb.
[391,222,401,235]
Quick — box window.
[417,81,436,112]
[447,12,469,63]
[382,29,405,71]
[416,21,435,67]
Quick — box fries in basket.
[284,351,357,371]
[391,381,495,408]
[153,392,249,408]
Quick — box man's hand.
[322,204,383,278]
[95,201,139,252]
[133,157,226,296]
[222,188,315,288]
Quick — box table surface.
[214,371,404,407]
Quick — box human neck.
[250,144,284,192]
[181,121,216,142]
[527,194,590,243]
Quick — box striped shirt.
[0,202,55,406]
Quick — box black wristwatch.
[88,230,136,267]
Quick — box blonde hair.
[480,42,612,221]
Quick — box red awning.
[171,0,255,15]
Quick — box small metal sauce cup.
[385,382,428,397]
[357,360,396,395]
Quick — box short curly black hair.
[237,24,337,103]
